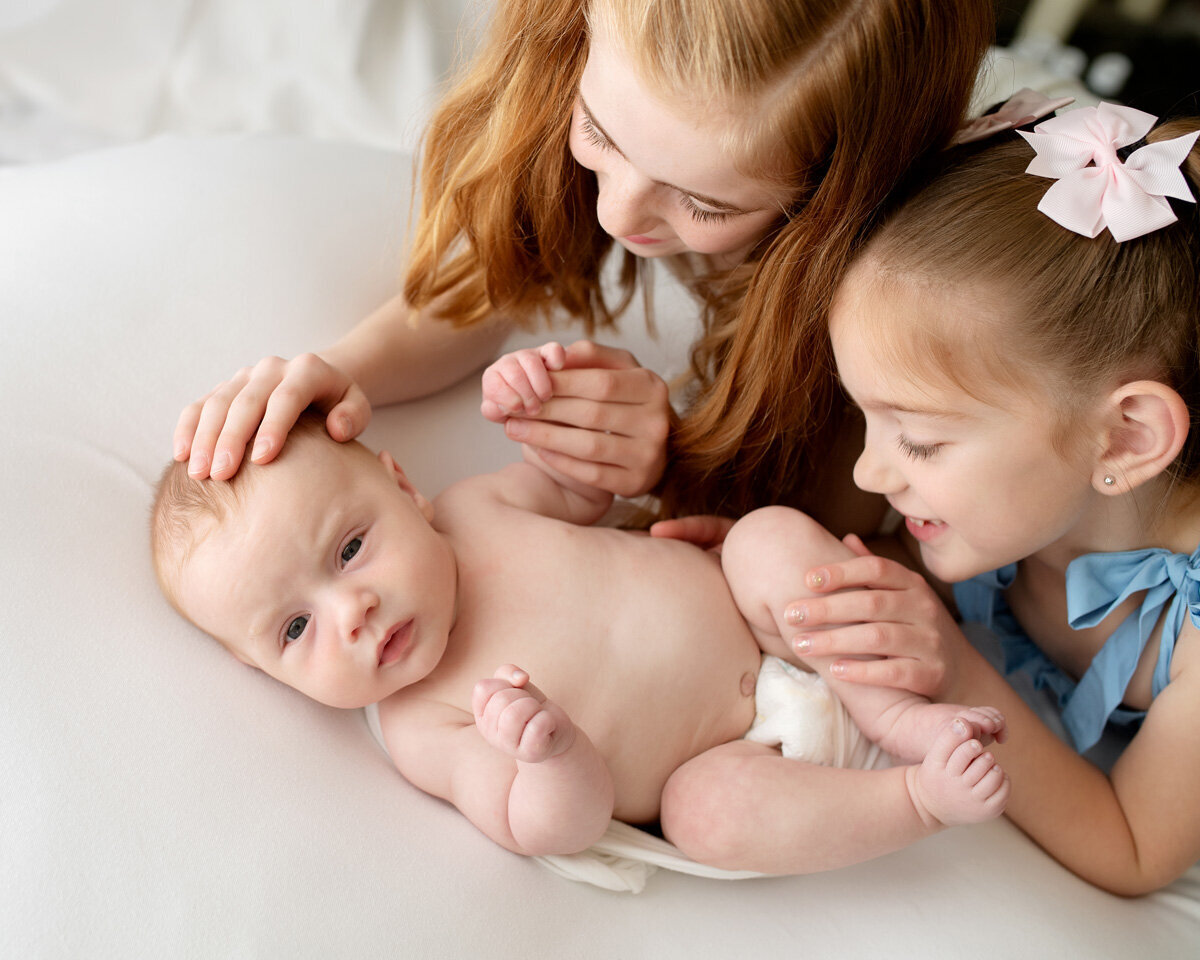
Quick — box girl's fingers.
[531,447,633,497]
[187,376,248,478]
[785,586,933,631]
[828,655,942,697]
[548,366,667,405]
[560,339,640,371]
[505,418,625,465]
[804,554,920,593]
[649,515,736,549]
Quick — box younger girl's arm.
[176,292,512,479]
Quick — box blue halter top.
[953,543,1200,752]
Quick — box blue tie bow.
[1063,545,1200,751]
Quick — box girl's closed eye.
[897,435,943,461]
[579,113,612,152]
[679,194,734,224]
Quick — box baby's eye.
[284,615,309,644]
[341,536,363,564]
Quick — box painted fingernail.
[830,662,846,678]
[794,637,811,654]
[807,569,828,589]
[785,605,806,625]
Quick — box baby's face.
[175,441,457,708]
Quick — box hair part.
[847,118,1200,484]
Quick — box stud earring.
[1103,475,1116,487]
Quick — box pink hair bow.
[1019,102,1198,242]
[951,88,1074,146]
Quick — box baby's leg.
[660,738,1006,874]
[721,507,997,762]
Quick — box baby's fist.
[480,342,566,422]
[472,665,576,763]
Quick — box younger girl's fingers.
[649,515,736,549]
[828,655,942,697]
[841,533,872,557]
[804,554,920,594]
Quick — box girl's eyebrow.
[577,95,752,214]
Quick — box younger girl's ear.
[1093,380,1190,493]
[377,450,435,521]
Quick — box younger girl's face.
[570,23,790,267]
[829,267,1100,583]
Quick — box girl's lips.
[904,515,948,543]
[378,620,414,666]
[623,234,662,245]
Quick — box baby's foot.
[908,711,1011,827]
[882,702,1007,764]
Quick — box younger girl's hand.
[785,535,962,699]
[174,353,370,480]
[496,340,672,499]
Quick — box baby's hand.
[472,665,576,763]
[480,343,566,423]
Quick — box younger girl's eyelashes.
[577,111,736,225]
[896,436,943,461]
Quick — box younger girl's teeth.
[911,518,928,527]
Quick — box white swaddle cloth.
[362,654,888,893]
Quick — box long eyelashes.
[897,436,942,461]
[577,113,734,225]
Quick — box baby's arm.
[385,668,613,857]
[721,507,1005,763]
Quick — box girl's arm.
[176,292,512,480]
[386,669,614,857]
[942,630,1200,895]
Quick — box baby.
[151,399,1008,873]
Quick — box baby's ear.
[1093,380,1189,494]
[377,451,435,521]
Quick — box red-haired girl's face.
[570,23,790,267]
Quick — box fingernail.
[174,442,186,461]
[335,415,352,437]
[807,569,827,589]
[213,451,231,474]
[251,437,271,461]
[785,605,806,625]
[794,637,811,654]
[506,419,528,440]
[188,453,209,477]
[830,662,846,678]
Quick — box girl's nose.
[594,164,659,239]
[852,442,905,496]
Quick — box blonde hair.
[847,119,1200,482]
[404,0,994,518]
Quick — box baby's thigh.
[722,507,853,632]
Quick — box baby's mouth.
[378,620,414,666]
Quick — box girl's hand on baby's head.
[480,342,566,422]
[496,340,672,499]
[785,550,958,699]
[175,353,370,480]
[472,665,576,764]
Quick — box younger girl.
[805,105,1200,894]
[175,0,993,534]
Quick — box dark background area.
[994,0,1199,116]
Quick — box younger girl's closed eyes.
[813,103,1200,894]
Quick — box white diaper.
[743,655,885,771]
[362,654,887,893]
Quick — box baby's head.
[830,115,1200,580]
[151,416,457,709]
